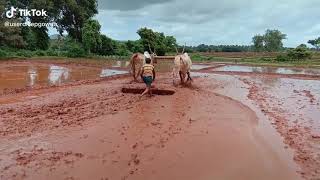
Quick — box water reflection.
[48,65,70,85]
[27,67,38,86]
[112,61,122,68]
[0,63,133,93]
[100,69,128,77]
[191,64,211,70]
[111,61,130,68]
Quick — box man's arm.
[153,69,156,80]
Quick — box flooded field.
[1,59,320,180]
[0,61,130,93]
[213,65,320,76]
[2,59,320,95]
[198,72,320,179]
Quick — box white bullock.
[173,52,192,84]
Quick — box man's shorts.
[142,76,153,87]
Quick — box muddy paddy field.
[0,59,319,180]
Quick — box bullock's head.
[175,43,186,55]
[151,52,157,64]
[148,44,158,64]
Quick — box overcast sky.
[95,0,320,47]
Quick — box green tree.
[31,27,50,50]
[297,44,308,49]
[0,0,25,48]
[22,27,37,50]
[0,0,6,42]
[82,19,101,54]
[61,36,87,57]
[137,27,157,52]
[98,34,117,55]
[52,0,98,41]
[115,42,129,56]
[28,0,53,50]
[164,36,177,52]
[0,19,26,48]
[263,29,287,52]
[308,37,320,50]
[252,35,264,52]
[137,27,177,55]
[125,40,144,53]
[287,45,312,60]
[197,44,210,52]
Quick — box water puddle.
[111,60,130,68]
[100,69,128,77]
[213,65,320,76]
[196,70,320,134]
[253,77,320,133]
[0,64,129,93]
[191,72,300,171]
[191,64,212,70]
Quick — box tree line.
[251,29,320,61]
[0,0,178,57]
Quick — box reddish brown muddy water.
[0,59,319,179]
[0,61,129,93]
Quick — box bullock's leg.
[172,70,176,85]
[187,71,192,81]
[136,69,142,82]
[131,67,136,81]
[179,71,184,84]
[131,61,137,82]
[132,65,137,82]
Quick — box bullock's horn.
[182,43,186,54]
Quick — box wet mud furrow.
[0,73,300,180]
[241,78,320,179]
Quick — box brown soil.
[0,73,300,180]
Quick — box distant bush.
[34,50,46,56]
[191,54,207,61]
[275,54,290,61]
[275,46,312,62]
[287,47,312,60]
[58,37,87,58]
[65,42,87,58]
[46,49,60,56]
[16,50,33,57]
[0,49,8,58]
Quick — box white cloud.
[96,0,320,47]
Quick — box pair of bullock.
[130,46,192,85]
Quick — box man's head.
[145,58,151,64]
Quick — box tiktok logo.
[5,6,48,19]
[5,6,17,19]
